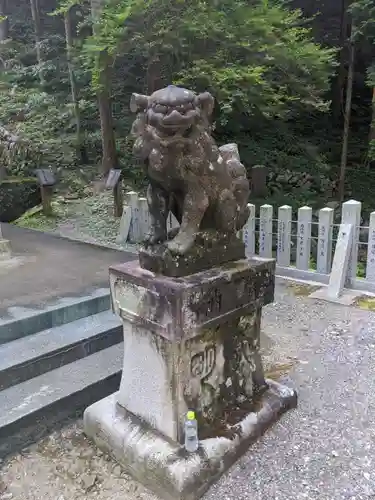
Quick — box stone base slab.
[139,231,245,277]
[309,286,360,305]
[84,379,297,500]
[0,239,11,260]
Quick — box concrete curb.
[0,289,111,344]
[0,311,122,391]
[0,345,123,460]
[8,223,139,256]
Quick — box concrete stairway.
[0,288,123,459]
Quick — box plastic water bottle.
[184,410,199,452]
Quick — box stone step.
[0,288,111,345]
[0,343,123,459]
[0,310,123,391]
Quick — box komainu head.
[130,85,214,138]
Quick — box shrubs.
[0,177,41,222]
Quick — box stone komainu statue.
[130,85,250,255]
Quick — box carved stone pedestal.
[84,258,297,500]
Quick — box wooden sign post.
[251,165,268,197]
[35,169,56,216]
[106,169,123,218]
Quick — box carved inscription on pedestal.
[189,275,260,323]
[192,288,223,319]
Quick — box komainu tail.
[219,143,250,230]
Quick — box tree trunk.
[90,0,117,176]
[96,54,117,175]
[64,7,86,163]
[29,0,44,85]
[0,0,9,42]
[369,88,375,143]
[338,32,355,203]
[333,0,350,122]
[146,54,162,94]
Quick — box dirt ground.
[0,421,158,500]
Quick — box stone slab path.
[1,278,375,499]
[0,224,135,312]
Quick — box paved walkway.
[0,224,135,311]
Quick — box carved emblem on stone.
[190,345,216,379]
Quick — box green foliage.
[75,0,335,193]
[52,0,82,16]
[351,0,375,41]
[80,0,335,119]
[0,0,349,206]
[0,1,100,177]
[350,0,375,161]
[80,0,150,89]
[174,1,336,123]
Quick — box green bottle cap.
[187,411,195,420]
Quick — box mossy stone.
[0,177,41,222]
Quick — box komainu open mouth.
[151,124,194,140]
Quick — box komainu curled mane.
[130,85,250,255]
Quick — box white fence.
[240,199,372,296]
[118,193,375,295]
[117,191,180,244]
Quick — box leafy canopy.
[0,0,336,198]
[350,0,375,158]
[81,0,335,128]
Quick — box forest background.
[0,0,374,215]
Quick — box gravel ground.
[1,280,375,500]
[206,280,375,500]
[0,422,158,500]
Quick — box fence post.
[366,211,375,282]
[341,199,361,284]
[105,169,123,218]
[243,203,256,258]
[317,207,334,274]
[138,197,150,240]
[167,212,180,233]
[128,191,141,243]
[259,204,273,258]
[326,224,353,298]
[35,168,56,216]
[116,205,132,244]
[251,165,268,197]
[296,206,312,270]
[0,222,11,260]
[277,205,292,267]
